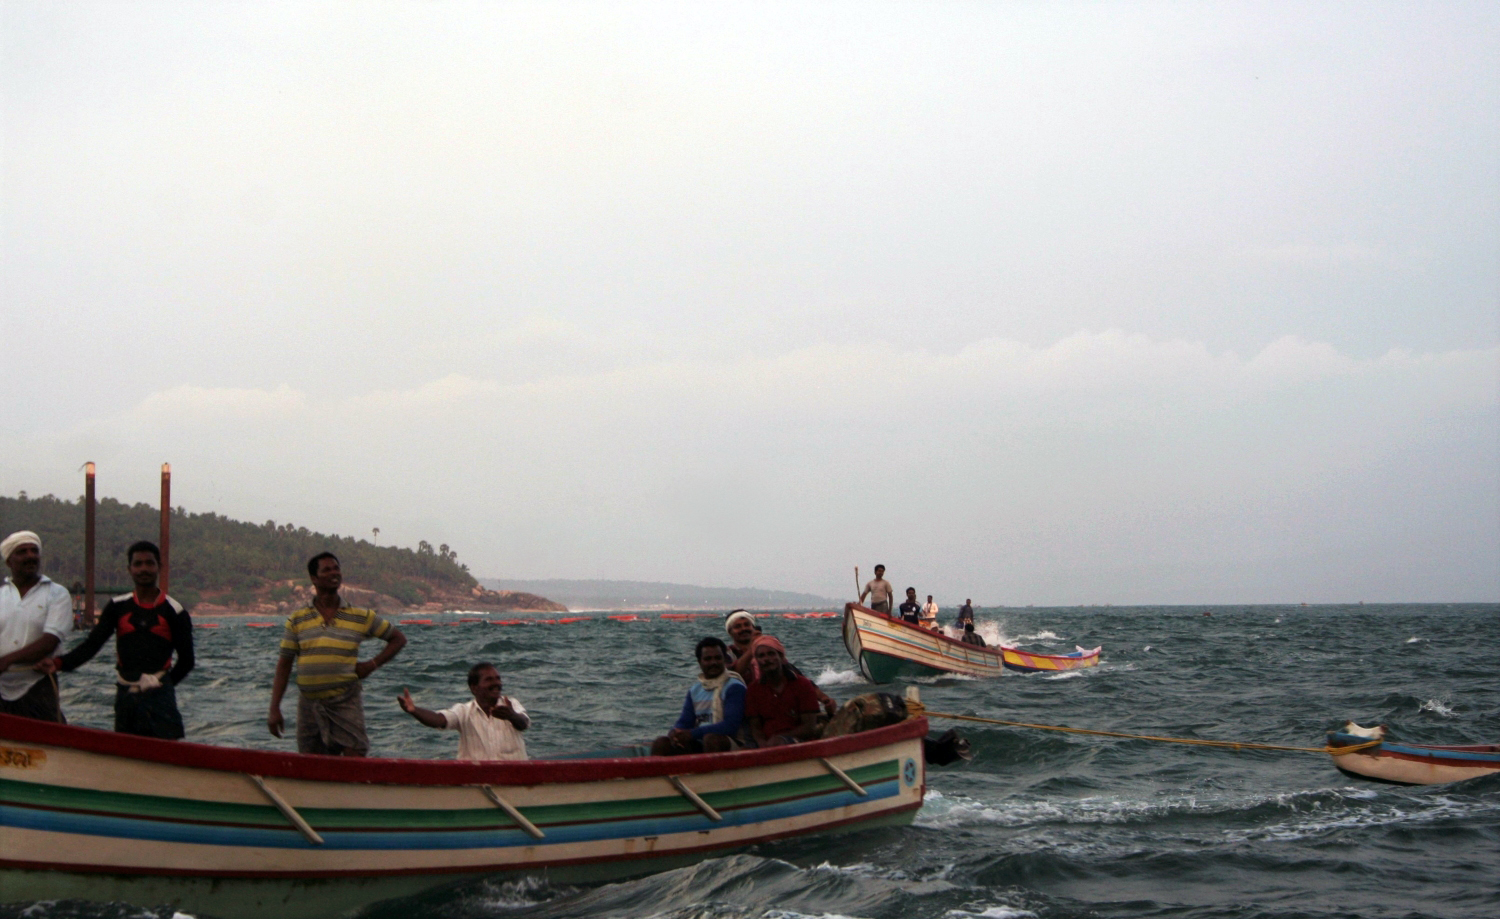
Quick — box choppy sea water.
[7,603,1498,919]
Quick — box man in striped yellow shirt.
[267,552,406,756]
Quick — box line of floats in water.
[194,611,843,628]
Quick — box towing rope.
[909,703,1382,755]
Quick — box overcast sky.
[4,2,1497,604]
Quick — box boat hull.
[1327,731,1500,786]
[842,603,1099,683]
[0,713,927,918]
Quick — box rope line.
[910,704,1382,756]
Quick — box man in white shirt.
[0,530,73,722]
[920,594,940,630]
[397,662,529,760]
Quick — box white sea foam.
[811,860,884,877]
[815,667,865,686]
[920,786,1427,833]
[1405,636,1423,644]
[1225,790,1500,843]
[763,911,873,919]
[473,875,570,909]
[1042,669,1085,680]
[1419,697,1456,716]
[944,908,1037,919]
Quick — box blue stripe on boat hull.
[0,779,900,851]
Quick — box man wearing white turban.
[0,530,73,721]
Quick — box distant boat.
[842,603,1101,683]
[1328,722,1500,785]
[0,712,928,919]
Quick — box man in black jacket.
[40,541,194,739]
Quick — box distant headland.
[0,492,564,615]
[481,578,840,612]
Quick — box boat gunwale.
[1326,731,1500,762]
[0,713,929,786]
[845,603,1100,664]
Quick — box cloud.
[5,330,1494,603]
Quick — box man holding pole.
[859,564,894,614]
[268,552,407,756]
[0,531,72,722]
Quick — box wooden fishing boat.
[842,603,1100,683]
[0,712,927,919]
[1327,722,1500,786]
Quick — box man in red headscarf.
[744,636,822,747]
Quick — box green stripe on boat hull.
[860,650,951,683]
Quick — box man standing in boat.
[898,587,922,624]
[268,552,407,756]
[859,565,894,614]
[397,662,529,760]
[920,594,940,630]
[0,531,72,722]
[38,541,194,738]
[955,599,974,629]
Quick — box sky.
[3,1,1497,605]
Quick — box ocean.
[7,603,1498,919]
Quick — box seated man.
[744,636,823,747]
[397,662,529,760]
[897,588,922,625]
[960,622,987,647]
[724,609,759,679]
[725,611,837,719]
[651,637,745,755]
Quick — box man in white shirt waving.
[398,662,529,760]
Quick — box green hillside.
[0,492,475,607]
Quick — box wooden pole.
[854,566,860,600]
[84,463,96,627]
[159,463,171,595]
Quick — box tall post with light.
[159,463,171,595]
[84,462,97,627]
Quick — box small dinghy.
[1327,721,1500,786]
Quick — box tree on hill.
[0,492,475,607]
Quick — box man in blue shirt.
[651,637,746,755]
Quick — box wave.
[1419,697,1457,717]
[916,785,1500,839]
[815,667,866,686]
